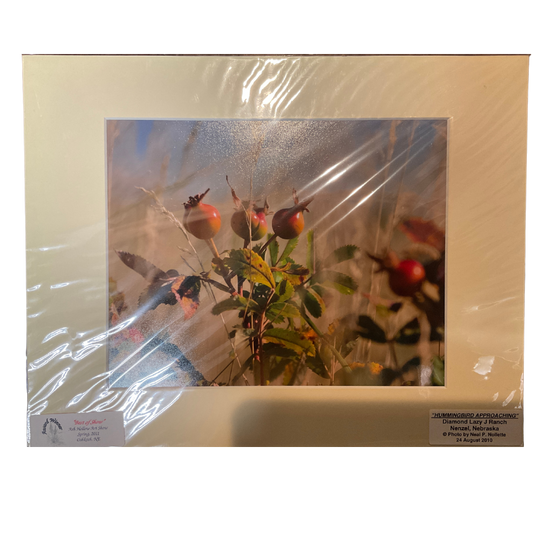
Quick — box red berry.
[252,215,268,240]
[388,259,426,297]
[272,208,305,239]
[251,207,269,240]
[231,208,261,241]
[183,189,221,240]
[272,190,313,240]
[226,177,270,242]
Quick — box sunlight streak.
[321,134,434,235]
[297,139,376,197]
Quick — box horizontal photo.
[107,119,446,387]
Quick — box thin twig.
[137,186,205,272]
[179,252,198,274]
[259,233,278,255]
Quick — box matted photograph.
[24,54,527,447]
[107,119,447,387]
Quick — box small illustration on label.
[42,417,65,446]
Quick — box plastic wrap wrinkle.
[23,55,527,446]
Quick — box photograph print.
[107,119,446,387]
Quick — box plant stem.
[205,238,236,293]
[255,336,264,385]
[300,311,353,374]
[205,236,221,260]
[259,233,278,254]
[256,288,276,385]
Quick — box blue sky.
[136,120,154,157]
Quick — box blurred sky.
[108,119,447,219]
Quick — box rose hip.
[272,190,313,240]
[183,189,221,240]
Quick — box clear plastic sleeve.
[24,55,528,446]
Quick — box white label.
[429,410,523,446]
[30,412,125,447]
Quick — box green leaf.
[269,357,295,382]
[357,315,387,343]
[266,344,299,382]
[282,359,299,385]
[268,234,279,267]
[267,302,301,322]
[280,263,310,286]
[311,284,326,297]
[299,288,325,319]
[306,229,315,273]
[211,295,248,315]
[306,350,330,379]
[322,245,360,267]
[277,237,299,263]
[211,257,229,278]
[317,270,358,295]
[263,328,316,357]
[275,279,294,302]
[205,278,233,294]
[394,319,421,345]
[224,249,275,289]
[262,343,298,358]
[432,355,445,386]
